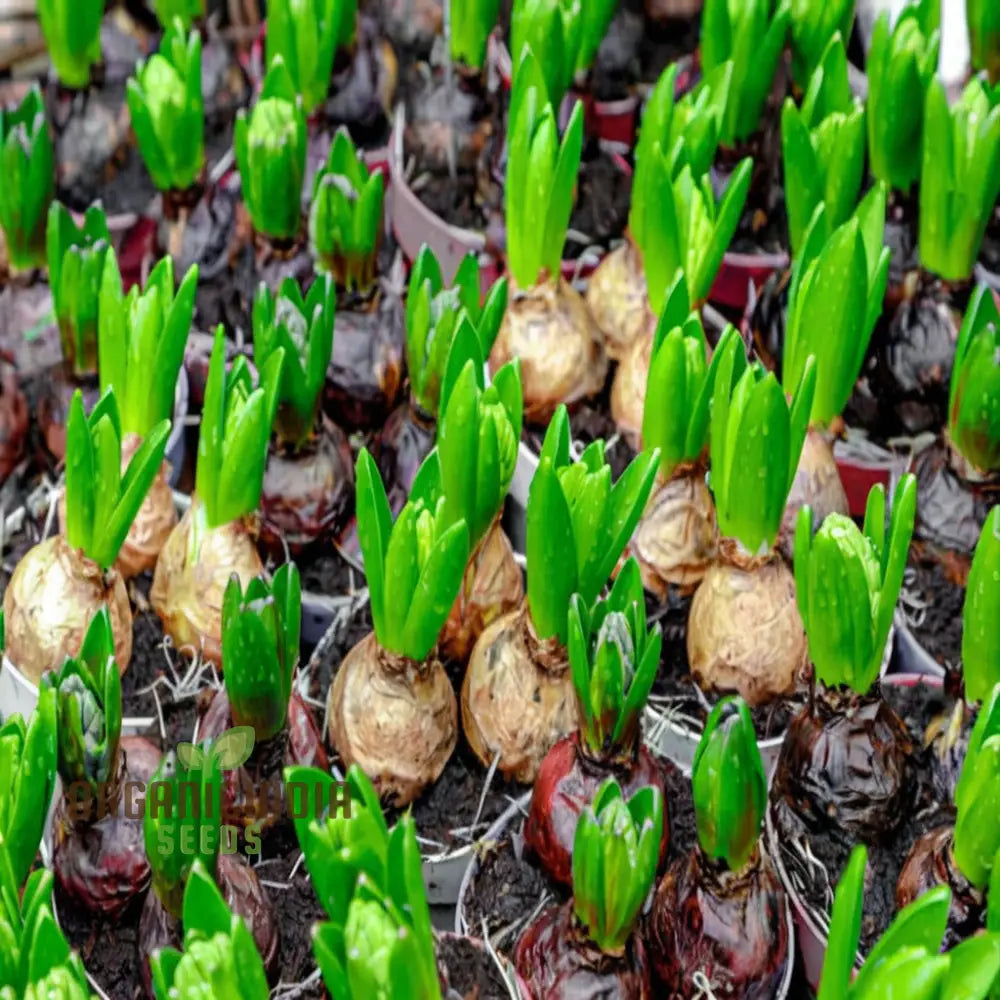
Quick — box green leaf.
[964,507,1000,704]
[354,449,392,644]
[526,456,578,642]
[818,845,866,1000]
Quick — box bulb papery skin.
[490,278,608,425]
[150,498,264,666]
[57,437,178,580]
[259,418,355,552]
[53,736,162,920]
[686,550,807,708]
[584,240,656,362]
[327,631,457,807]
[514,901,652,1000]
[3,535,133,685]
[439,521,524,663]
[630,469,718,597]
[647,848,791,998]
[524,733,669,888]
[119,455,178,579]
[610,328,655,448]
[139,852,279,997]
[771,685,913,843]
[462,603,578,784]
[777,427,849,561]
[896,825,984,948]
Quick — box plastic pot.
[709,248,790,313]
[389,110,604,295]
[644,625,895,777]
[833,450,892,518]
[455,792,795,999]
[892,614,946,678]
[455,792,533,937]
[0,649,157,733]
[766,672,942,991]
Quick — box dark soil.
[251,835,327,998]
[437,931,517,1000]
[393,745,530,855]
[903,550,966,671]
[771,678,973,956]
[295,544,364,604]
[54,884,145,1000]
[307,599,374,704]
[461,755,697,946]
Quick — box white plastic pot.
[644,625,896,777]
[1,654,156,734]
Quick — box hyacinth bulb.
[3,535,132,685]
[150,496,264,665]
[328,631,457,807]
[687,553,808,707]
[490,279,607,425]
[585,240,655,362]
[462,603,578,784]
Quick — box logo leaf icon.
[176,742,204,769]
[211,726,256,771]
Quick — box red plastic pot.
[834,452,892,518]
[766,672,943,991]
[709,248,790,312]
[495,40,644,151]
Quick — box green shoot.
[794,476,917,695]
[0,86,54,271]
[98,250,197,438]
[355,449,469,661]
[252,274,336,448]
[195,326,285,530]
[526,406,659,644]
[64,389,171,571]
[308,128,385,292]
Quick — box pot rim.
[1,653,156,733]
[455,791,532,937]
